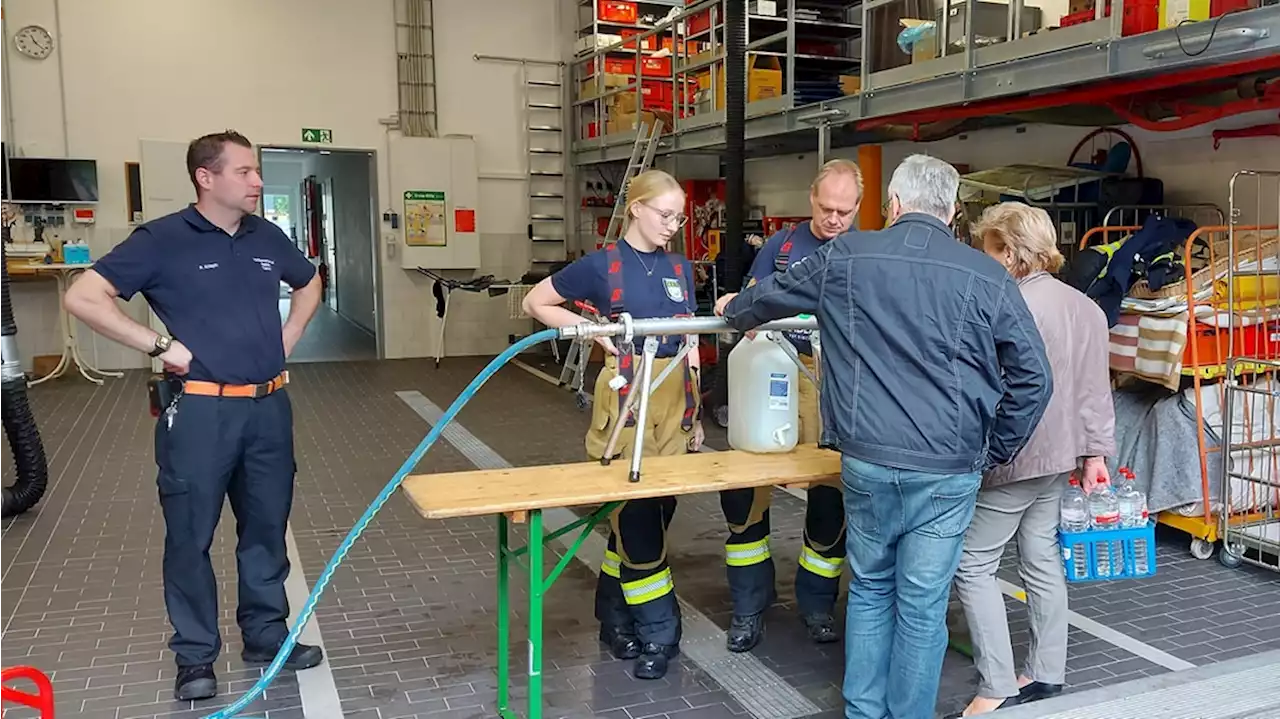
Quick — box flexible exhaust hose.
[205,328,559,719]
[723,0,747,293]
[2,243,51,519]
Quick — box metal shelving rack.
[568,1,1280,167]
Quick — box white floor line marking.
[510,359,561,385]
[284,522,344,718]
[995,578,1195,671]
[397,390,820,719]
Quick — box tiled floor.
[3,357,1279,719]
[280,299,377,364]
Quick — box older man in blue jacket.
[715,155,1052,719]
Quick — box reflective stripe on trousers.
[601,549,622,579]
[799,544,844,579]
[725,537,772,567]
[621,567,674,605]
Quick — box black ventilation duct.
[2,241,50,518]
[723,0,747,293]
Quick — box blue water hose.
[204,329,559,719]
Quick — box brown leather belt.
[183,372,289,398]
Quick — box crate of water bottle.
[1058,467,1157,582]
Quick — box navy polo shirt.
[551,244,695,358]
[94,205,317,385]
[747,223,826,355]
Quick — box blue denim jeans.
[840,455,982,719]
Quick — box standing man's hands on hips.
[159,340,194,376]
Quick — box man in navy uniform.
[65,130,325,701]
[719,159,863,652]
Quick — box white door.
[139,139,194,372]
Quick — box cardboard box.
[578,72,632,101]
[839,74,861,95]
[708,55,783,110]
[750,0,778,16]
[1158,0,1209,27]
[1069,0,1095,15]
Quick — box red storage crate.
[620,28,657,50]
[640,56,672,77]
[598,0,638,24]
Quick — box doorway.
[259,146,380,364]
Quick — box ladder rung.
[529,125,562,132]
[529,80,561,87]
[529,103,562,109]
[530,215,565,221]
[530,192,564,198]
[529,148,562,154]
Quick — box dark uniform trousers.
[588,353,694,648]
[155,388,296,667]
[720,353,847,617]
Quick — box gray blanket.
[1108,385,1223,514]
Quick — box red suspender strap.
[606,243,638,427]
[669,258,697,432]
[773,225,799,272]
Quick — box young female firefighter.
[522,169,703,681]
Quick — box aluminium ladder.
[558,119,666,399]
[525,65,569,270]
[600,119,665,246]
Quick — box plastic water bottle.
[1116,469,1146,528]
[1060,476,1090,532]
[727,331,799,453]
[1116,467,1151,575]
[1089,477,1122,577]
[1059,475,1090,580]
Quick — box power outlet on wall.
[384,233,398,260]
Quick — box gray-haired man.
[715,155,1052,719]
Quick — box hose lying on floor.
[205,328,560,719]
[2,243,50,519]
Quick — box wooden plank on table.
[401,445,841,520]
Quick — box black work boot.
[801,612,840,644]
[726,612,765,653]
[242,641,325,671]
[633,642,680,680]
[174,663,217,701]
[599,625,642,660]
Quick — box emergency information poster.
[404,190,447,247]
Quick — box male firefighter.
[720,158,863,652]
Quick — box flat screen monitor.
[6,157,99,204]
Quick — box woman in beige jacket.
[950,202,1117,717]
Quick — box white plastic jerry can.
[727,331,800,453]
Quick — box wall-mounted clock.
[13,25,54,60]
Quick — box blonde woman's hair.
[625,169,684,219]
[810,158,864,199]
[972,202,1065,276]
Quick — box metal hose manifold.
[2,242,50,518]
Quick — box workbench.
[401,445,842,719]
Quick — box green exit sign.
[301,128,333,144]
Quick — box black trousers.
[593,496,682,647]
[721,484,847,616]
[155,389,296,667]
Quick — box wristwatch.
[149,335,173,358]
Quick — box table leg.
[526,509,545,719]
[496,514,512,715]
